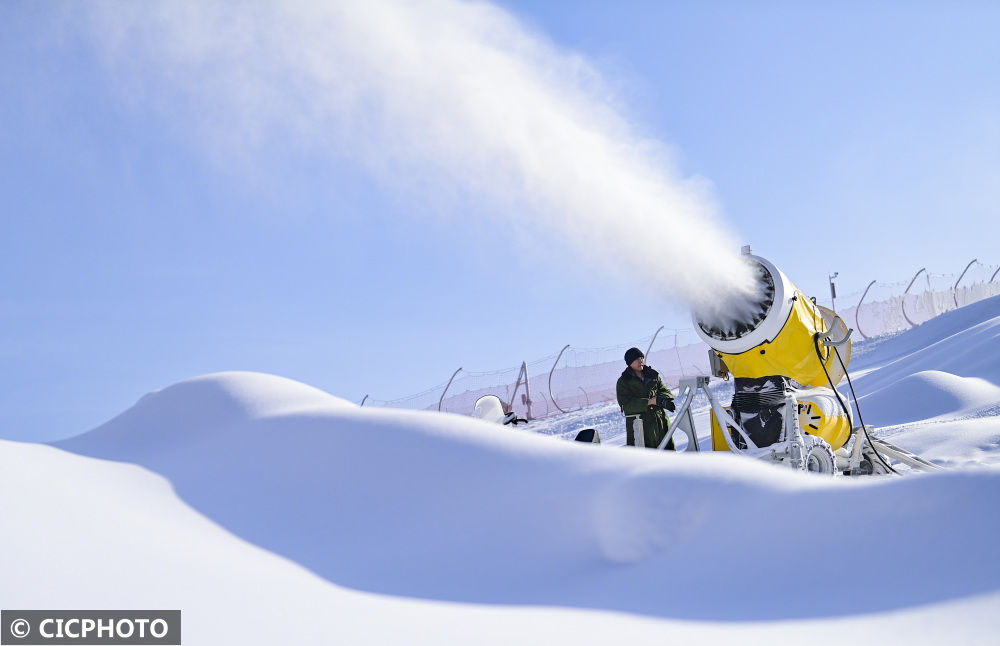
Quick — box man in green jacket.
[616,347,676,449]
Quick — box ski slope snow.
[2,297,1000,644]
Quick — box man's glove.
[656,394,676,412]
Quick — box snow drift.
[2,297,999,643]
[55,371,1000,623]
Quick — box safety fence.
[362,259,999,419]
[816,260,1000,341]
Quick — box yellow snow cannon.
[661,249,943,475]
[693,251,853,468]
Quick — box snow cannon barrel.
[692,254,852,389]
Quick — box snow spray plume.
[84,0,759,321]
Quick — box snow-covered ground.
[2,296,999,644]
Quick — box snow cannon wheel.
[804,437,836,475]
[862,449,895,475]
[845,456,874,476]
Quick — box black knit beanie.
[624,347,644,365]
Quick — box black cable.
[833,346,898,475]
[812,334,853,427]
[812,333,898,475]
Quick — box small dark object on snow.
[574,428,601,443]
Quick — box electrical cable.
[812,332,898,475]
[833,347,897,474]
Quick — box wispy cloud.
[84,0,756,320]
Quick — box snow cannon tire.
[863,449,894,475]
[804,437,836,475]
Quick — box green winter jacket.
[616,366,675,449]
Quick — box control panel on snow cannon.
[693,253,853,451]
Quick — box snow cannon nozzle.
[691,254,852,389]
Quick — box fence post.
[992,266,1000,283]
[901,267,926,328]
[673,333,685,378]
[437,367,463,412]
[548,344,571,414]
[522,363,533,420]
[645,325,664,358]
[953,259,978,308]
[508,362,530,418]
[855,280,877,340]
[360,394,369,407]
[534,390,549,417]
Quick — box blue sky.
[2,1,998,441]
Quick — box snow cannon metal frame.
[675,250,943,476]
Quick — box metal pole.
[901,267,926,328]
[437,367,463,412]
[992,266,1000,283]
[534,390,549,417]
[548,344,571,414]
[828,272,839,312]
[673,333,685,378]
[645,325,665,358]
[508,362,528,415]
[523,363,532,420]
[578,386,590,407]
[360,394,369,407]
[953,259,978,308]
[855,280,877,340]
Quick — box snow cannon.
[662,249,942,475]
[693,251,854,468]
